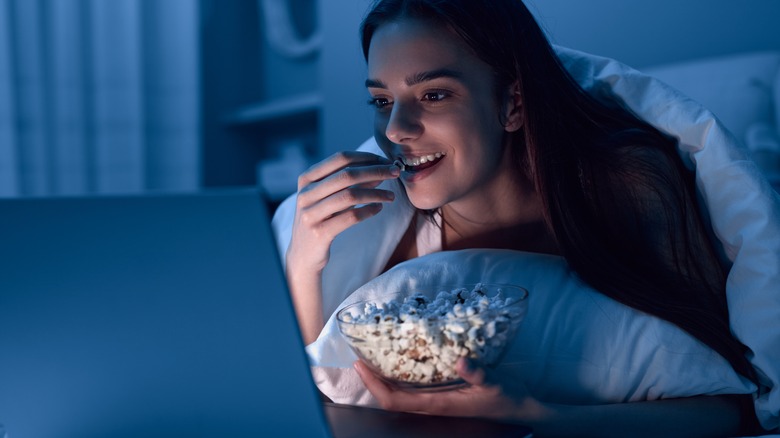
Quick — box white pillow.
[306,249,755,406]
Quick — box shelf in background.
[224,92,322,126]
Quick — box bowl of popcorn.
[336,283,528,391]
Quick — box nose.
[385,101,423,143]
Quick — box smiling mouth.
[396,152,446,172]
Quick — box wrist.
[284,266,325,345]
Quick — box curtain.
[0,0,200,197]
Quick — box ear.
[502,81,523,132]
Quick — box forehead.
[367,18,490,82]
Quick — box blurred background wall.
[527,0,780,68]
[0,0,200,197]
[1,0,779,200]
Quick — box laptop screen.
[0,189,331,437]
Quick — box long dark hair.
[361,0,757,384]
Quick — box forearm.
[286,266,324,345]
[527,394,750,438]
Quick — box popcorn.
[337,283,524,387]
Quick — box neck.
[439,180,559,255]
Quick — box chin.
[406,193,444,211]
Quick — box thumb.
[456,357,487,386]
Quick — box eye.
[422,91,450,103]
[367,97,392,109]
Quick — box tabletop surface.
[324,402,533,438]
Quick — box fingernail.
[385,191,395,201]
[389,165,401,177]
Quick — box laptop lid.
[0,189,331,437]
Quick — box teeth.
[402,151,445,168]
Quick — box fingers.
[356,357,530,421]
[293,153,399,241]
[354,361,434,413]
[305,185,395,220]
[299,163,400,208]
[294,184,394,243]
[290,151,399,246]
[298,151,392,189]
[456,357,487,386]
[286,152,398,274]
[307,202,386,243]
[354,360,390,398]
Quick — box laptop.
[0,188,532,438]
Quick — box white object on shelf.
[259,0,321,59]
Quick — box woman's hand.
[354,357,545,422]
[286,151,400,344]
[287,151,399,273]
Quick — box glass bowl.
[336,283,528,391]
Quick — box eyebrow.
[365,68,464,89]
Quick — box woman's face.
[366,18,520,211]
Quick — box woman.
[283,0,763,435]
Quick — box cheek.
[373,113,390,138]
[370,113,391,150]
[454,120,507,174]
[373,115,386,136]
[377,142,394,159]
[374,124,394,158]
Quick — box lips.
[398,152,446,172]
